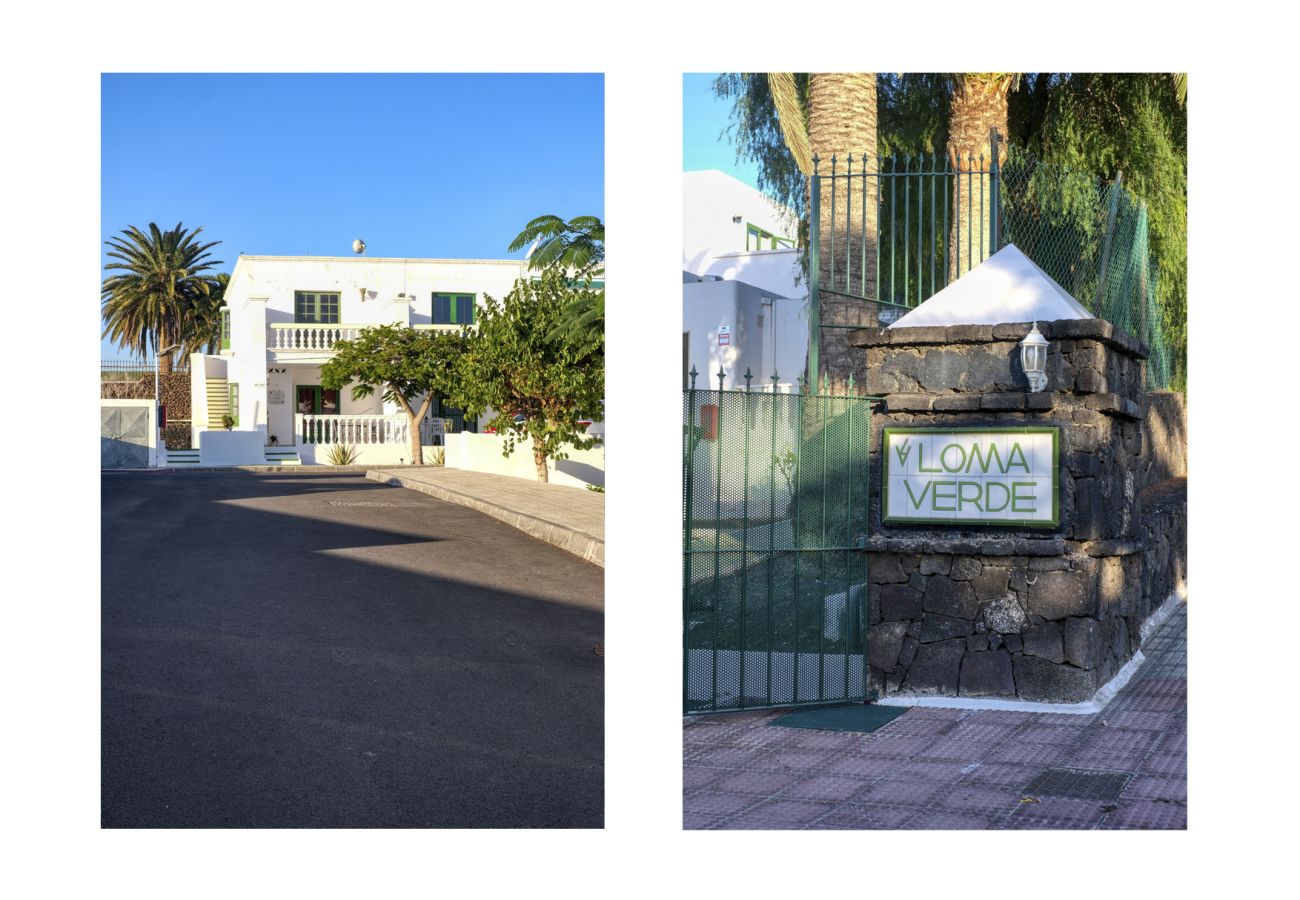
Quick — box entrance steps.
[165,448,200,466]
[264,447,302,466]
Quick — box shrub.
[324,444,360,466]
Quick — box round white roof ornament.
[352,238,366,255]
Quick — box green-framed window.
[220,308,231,350]
[295,385,340,415]
[746,223,794,251]
[294,291,340,324]
[432,293,475,325]
[228,384,239,426]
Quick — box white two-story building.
[188,254,527,466]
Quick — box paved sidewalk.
[368,467,604,567]
[684,603,1186,830]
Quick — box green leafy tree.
[508,214,605,277]
[453,271,603,483]
[509,214,606,350]
[319,325,468,465]
[101,222,223,373]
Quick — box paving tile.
[683,791,763,817]
[781,774,877,803]
[900,810,1003,830]
[820,755,891,779]
[986,741,1070,767]
[932,784,1022,816]
[714,770,802,797]
[1098,710,1177,731]
[1010,794,1109,826]
[1153,730,1188,756]
[722,798,838,829]
[917,737,1005,762]
[807,803,919,829]
[749,749,838,772]
[683,812,728,830]
[1139,753,1187,777]
[853,777,946,806]
[943,721,1025,743]
[687,746,773,767]
[960,762,1038,787]
[892,759,974,782]
[855,733,942,758]
[1076,727,1164,755]
[1015,725,1090,746]
[1058,747,1146,772]
[998,815,1098,831]
[1121,775,1187,802]
[1099,798,1187,830]
[683,766,729,792]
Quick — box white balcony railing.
[269,324,362,352]
[296,414,409,445]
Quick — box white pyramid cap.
[887,244,1093,328]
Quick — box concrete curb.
[366,470,604,568]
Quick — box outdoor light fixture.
[1019,322,1050,392]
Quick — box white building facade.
[682,171,808,391]
[191,254,526,466]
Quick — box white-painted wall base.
[444,432,604,488]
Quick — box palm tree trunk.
[947,75,1012,282]
[808,72,877,390]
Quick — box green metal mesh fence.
[813,146,1174,389]
[683,379,872,713]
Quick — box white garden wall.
[444,432,605,489]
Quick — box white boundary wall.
[100,398,159,468]
[444,432,604,489]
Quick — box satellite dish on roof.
[352,238,366,255]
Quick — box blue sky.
[100,73,604,357]
[682,73,758,187]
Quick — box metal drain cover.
[1024,768,1131,802]
[327,500,399,507]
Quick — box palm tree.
[178,271,230,360]
[101,222,223,373]
[946,74,1018,280]
[767,72,878,386]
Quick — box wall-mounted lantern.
[1020,322,1050,392]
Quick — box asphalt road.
[101,471,603,828]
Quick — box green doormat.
[770,704,910,733]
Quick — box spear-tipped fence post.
[809,154,822,387]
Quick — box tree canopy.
[319,324,468,465]
[453,270,603,482]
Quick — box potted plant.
[221,414,235,430]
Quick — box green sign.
[883,427,1060,527]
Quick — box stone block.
[981,393,1026,411]
[1004,634,1024,653]
[992,322,1031,340]
[879,583,924,621]
[1076,368,1107,393]
[870,554,907,584]
[1063,617,1103,670]
[923,575,979,619]
[972,566,1010,600]
[960,650,1016,697]
[1027,569,1096,620]
[1012,655,1096,703]
[868,621,909,672]
[979,592,1029,634]
[897,636,919,669]
[920,613,975,643]
[1029,557,1070,572]
[966,635,987,652]
[950,557,982,581]
[920,555,951,576]
[902,638,965,695]
[932,394,982,412]
[948,324,995,343]
[1022,621,1065,663]
[1024,392,1054,411]
[887,393,934,412]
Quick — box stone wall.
[848,319,1172,703]
[101,372,193,449]
[1139,477,1187,612]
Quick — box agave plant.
[324,444,360,466]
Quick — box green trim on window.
[746,222,794,251]
[294,291,341,324]
[228,383,239,426]
[220,308,231,350]
[432,292,475,325]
